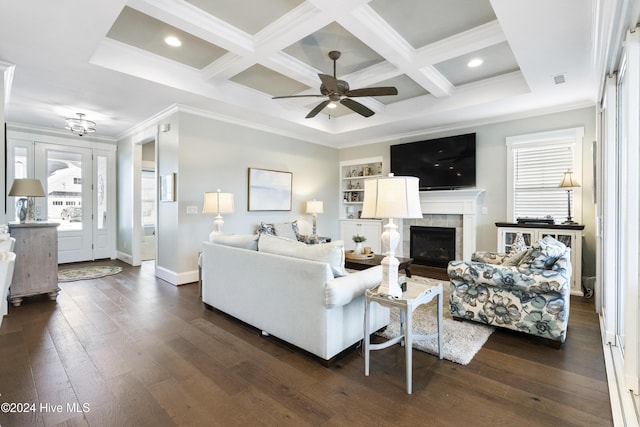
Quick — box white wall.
[118,111,339,284]
[339,106,597,276]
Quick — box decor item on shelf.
[8,178,45,223]
[272,50,398,119]
[559,170,580,224]
[346,206,355,219]
[203,189,235,234]
[306,199,323,236]
[361,174,422,298]
[352,234,367,254]
[64,113,96,136]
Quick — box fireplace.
[410,226,456,268]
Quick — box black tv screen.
[390,133,476,190]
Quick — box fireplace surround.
[401,189,485,261]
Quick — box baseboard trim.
[116,251,133,265]
[155,265,198,286]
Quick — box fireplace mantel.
[418,189,485,260]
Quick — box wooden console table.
[8,222,60,306]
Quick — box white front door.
[35,143,93,263]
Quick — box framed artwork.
[248,168,292,211]
[161,173,175,202]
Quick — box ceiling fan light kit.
[273,50,398,119]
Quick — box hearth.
[410,226,456,268]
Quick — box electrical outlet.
[186,205,198,215]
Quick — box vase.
[355,242,364,254]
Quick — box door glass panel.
[48,150,83,231]
[14,147,28,179]
[97,155,107,229]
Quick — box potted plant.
[352,235,367,254]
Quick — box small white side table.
[364,278,443,394]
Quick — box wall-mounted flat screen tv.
[390,133,476,190]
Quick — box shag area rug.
[377,277,493,365]
[58,266,123,282]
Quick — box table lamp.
[361,174,422,298]
[203,189,235,235]
[559,170,580,224]
[8,178,46,223]
[306,199,323,236]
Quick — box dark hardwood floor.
[0,260,612,426]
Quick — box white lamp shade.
[360,175,422,219]
[306,200,324,214]
[8,179,45,197]
[203,191,235,214]
[559,170,580,188]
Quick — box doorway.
[141,140,156,261]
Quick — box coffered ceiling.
[0,0,603,147]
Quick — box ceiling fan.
[272,50,398,119]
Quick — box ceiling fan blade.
[341,98,374,117]
[305,100,331,119]
[272,94,325,99]
[318,73,339,93]
[345,87,398,97]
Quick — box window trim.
[506,127,584,223]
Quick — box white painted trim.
[154,265,198,286]
[418,189,485,260]
[117,250,133,265]
[505,126,584,223]
[601,315,635,426]
[0,60,15,111]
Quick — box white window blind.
[512,143,574,222]
[506,127,583,224]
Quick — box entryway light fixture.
[65,113,96,136]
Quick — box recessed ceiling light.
[467,58,483,68]
[164,36,182,47]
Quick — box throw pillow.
[258,233,346,277]
[510,232,527,254]
[209,233,259,251]
[258,222,276,235]
[273,221,299,241]
[520,236,567,269]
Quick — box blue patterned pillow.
[510,232,528,254]
[258,222,276,235]
[524,236,567,269]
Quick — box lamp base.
[562,219,578,225]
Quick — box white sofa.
[201,234,389,361]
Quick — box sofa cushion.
[258,233,346,277]
[209,233,259,250]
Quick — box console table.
[364,278,443,394]
[8,222,60,306]
[495,222,584,295]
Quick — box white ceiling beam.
[129,0,254,54]
[414,20,507,66]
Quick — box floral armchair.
[447,235,572,346]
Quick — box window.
[141,168,156,227]
[506,127,584,223]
